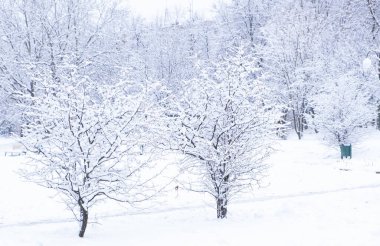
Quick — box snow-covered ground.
[1,131,380,245]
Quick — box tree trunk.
[292,110,303,140]
[78,202,88,238]
[296,130,302,140]
[217,196,228,219]
[276,110,288,139]
[377,52,380,130]
[377,104,380,130]
[216,180,229,219]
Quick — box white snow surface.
[1,131,380,245]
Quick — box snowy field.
[1,131,380,245]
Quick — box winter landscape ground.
[0,130,379,246]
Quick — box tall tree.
[172,47,280,218]
[19,66,166,237]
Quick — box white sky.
[123,0,217,21]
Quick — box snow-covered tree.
[19,67,166,237]
[172,47,280,219]
[363,0,380,128]
[309,73,376,146]
[260,0,328,139]
[0,0,124,134]
[301,0,379,146]
[215,0,272,47]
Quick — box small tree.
[19,69,164,237]
[172,47,280,219]
[309,74,375,147]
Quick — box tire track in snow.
[238,183,380,204]
[1,183,380,229]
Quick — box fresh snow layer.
[0,131,380,245]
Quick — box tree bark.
[78,201,88,238]
[377,104,380,130]
[377,53,380,130]
[292,110,303,140]
[217,196,228,219]
[216,180,229,219]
